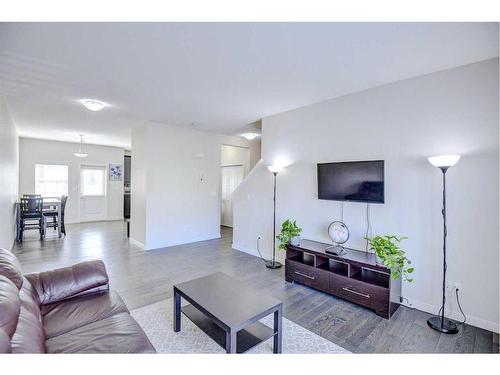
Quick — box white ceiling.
[0,22,498,149]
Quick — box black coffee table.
[173,272,283,354]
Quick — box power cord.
[400,296,416,310]
[435,287,466,326]
[455,287,467,325]
[256,236,270,264]
[365,203,372,252]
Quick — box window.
[81,167,106,196]
[35,164,69,197]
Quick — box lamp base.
[427,316,459,334]
[265,260,283,269]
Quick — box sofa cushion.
[25,260,109,305]
[0,275,20,340]
[42,290,129,339]
[0,329,11,353]
[0,248,23,290]
[10,278,45,353]
[45,312,155,353]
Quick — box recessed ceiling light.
[241,133,259,140]
[82,99,105,112]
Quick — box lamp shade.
[427,154,461,168]
[267,165,283,173]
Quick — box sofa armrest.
[25,260,109,305]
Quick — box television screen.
[317,160,384,203]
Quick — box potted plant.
[364,235,414,282]
[276,220,302,250]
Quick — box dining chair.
[60,195,68,235]
[22,194,42,198]
[19,197,45,241]
[44,195,68,236]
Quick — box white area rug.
[131,298,350,354]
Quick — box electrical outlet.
[399,296,413,307]
[454,282,462,291]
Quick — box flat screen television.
[317,160,384,203]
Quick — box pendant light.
[73,134,88,158]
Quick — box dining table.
[15,196,62,241]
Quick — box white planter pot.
[290,236,301,246]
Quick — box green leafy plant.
[276,220,302,250]
[364,235,414,282]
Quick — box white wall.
[249,139,262,170]
[130,123,260,250]
[130,126,148,247]
[221,136,261,173]
[221,144,251,175]
[233,59,499,332]
[0,95,18,250]
[19,138,125,224]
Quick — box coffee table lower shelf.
[181,304,275,353]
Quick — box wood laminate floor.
[13,221,499,353]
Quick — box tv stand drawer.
[285,260,329,292]
[329,274,389,314]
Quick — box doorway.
[221,165,244,227]
[80,165,107,222]
[124,154,131,219]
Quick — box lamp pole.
[440,168,448,328]
[266,169,282,269]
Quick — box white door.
[80,165,107,222]
[221,165,244,227]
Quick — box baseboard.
[107,216,125,222]
[232,243,286,263]
[129,237,145,249]
[401,297,499,333]
[232,242,260,257]
[66,218,125,224]
[145,232,221,251]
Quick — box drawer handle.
[294,271,315,280]
[342,287,370,298]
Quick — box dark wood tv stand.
[285,239,401,319]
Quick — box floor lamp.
[266,165,283,269]
[427,154,461,334]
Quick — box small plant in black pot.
[364,235,414,282]
[276,220,302,250]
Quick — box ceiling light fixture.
[82,99,105,112]
[241,133,259,140]
[73,135,88,158]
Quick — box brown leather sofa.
[0,248,155,353]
